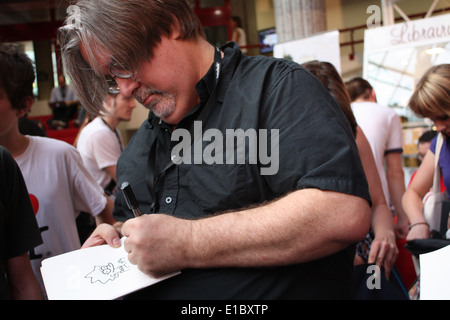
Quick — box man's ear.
[370,89,377,103]
[170,20,181,40]
[16,96,34,118]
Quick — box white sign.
[363,13,450,112]
[274,30,341,73]
[365,13,450,53]
[420,243,450,300]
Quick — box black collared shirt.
[115,43,370,299]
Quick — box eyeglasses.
[107,63,135,94]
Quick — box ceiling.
[0,0,71,12]
[0,0,72,25]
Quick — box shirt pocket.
[184,163,249,215]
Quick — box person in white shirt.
[230,16,247,54]
[76,93,136,197]
[0,42,116,297]
[346,77,409,239]
[48,74,79,129]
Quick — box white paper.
[40,238,179,300]
[420,244,450,300]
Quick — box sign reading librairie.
[365,13,450,53]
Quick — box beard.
[135,88,176,119]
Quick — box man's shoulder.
[28,135,78,157]
[223,43,310,93]
[241,54,305,76]
[232,55,313,98]
[222,41,303,74]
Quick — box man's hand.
[121,214,192,278]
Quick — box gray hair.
[59,0,205,115]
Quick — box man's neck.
[0,131,29,158]
[160,39,218,126]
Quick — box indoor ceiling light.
[425,47,445,55]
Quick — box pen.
[120,182,143,217]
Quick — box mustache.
[133,88,163,104]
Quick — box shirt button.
[165,197,173,204]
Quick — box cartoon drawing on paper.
[85,258,131,284]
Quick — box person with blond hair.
[403,64,450,241]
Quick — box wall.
[29,40,54,117]
[256,0,276,30]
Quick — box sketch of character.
[85,257,131,284]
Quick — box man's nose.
[115,77,139,98]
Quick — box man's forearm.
[119,188,371,277]
[186,188,371,270]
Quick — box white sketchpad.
[420,243,450,300]
[41,238,179,300]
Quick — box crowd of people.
[1,0,449,300]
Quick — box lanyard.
[213,46,221,85]
[145,47,222,214]
[101,118,123,152]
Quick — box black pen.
[120,182,143,217]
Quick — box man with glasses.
[60,0,371,299]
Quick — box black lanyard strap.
[101,118,123,152]
[145,123,160,213]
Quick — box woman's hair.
[302,60,357,137]
[408,64,450,119]
[59,0,205,115]
[345,77,373,102]
[0,42,35,111]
